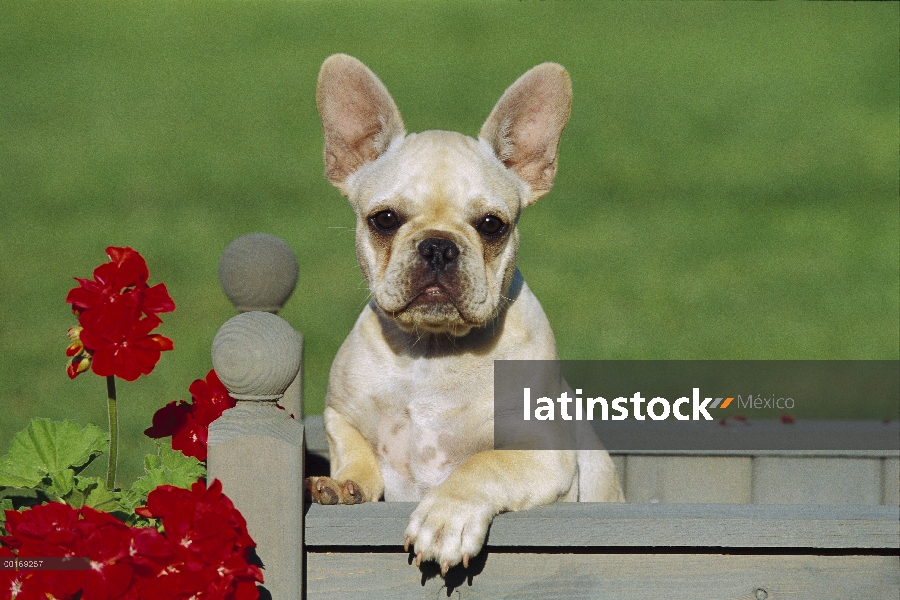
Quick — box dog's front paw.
[305,476,364,505]
[404,487,495,575]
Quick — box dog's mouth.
[379,276,490,336]
[409,283,453,306]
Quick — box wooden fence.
[206,234,899,599]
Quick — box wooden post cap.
[211,311,302,401]
[218,233,298,313]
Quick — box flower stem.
[106,376,118,490]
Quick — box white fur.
[309,54,624,574]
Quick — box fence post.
[218,232,303,419]
[207,311,304,599]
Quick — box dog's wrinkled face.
[317,55,571,336]
[348,131,524,335]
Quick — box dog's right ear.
[479,63,572,206]
[316,54,406,192]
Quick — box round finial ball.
[219,233,298,313]
[211,311,302,401]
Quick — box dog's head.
[317,54,571,337]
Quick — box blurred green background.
[1,1,897,485]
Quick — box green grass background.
[1,1,897,485]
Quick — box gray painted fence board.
[303,416,900,458]
[625,455,752,503]
[303,417,899,597]
[610,455,625,493]
[752,457,883,505]
[305,502,900,549]
[306,415,328,454]
[303,417,900,506]
[885,458,900,505]
[306,553,900,600]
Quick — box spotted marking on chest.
[374,417,460,501]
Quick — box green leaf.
[0,419,108,488]
[115,488,143,513]
[0,487,52,508]
[47,469,75,498]
[130,445,205,499]
[75,476,121,512]
[0,498,11,535]
[0,457,42,488]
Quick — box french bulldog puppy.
[306,54,623,574]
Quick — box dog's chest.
[365,365,493,501]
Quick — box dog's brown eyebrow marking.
[370,230,393,278]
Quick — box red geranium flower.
[145,400,208,461]
[2,504,87,598]
[79,306,174,382]
[139,480,261,598]
[2,486,260,599]
[66,246,174,322]
[188,370,234,422]
[0,545,59,600]
[144,480,254,554]
[76,507,136,599]
[144,400,190,441]
[2,501,81,556]
[65,246,175,381]
[145,370,235,461]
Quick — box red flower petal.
[189,370,235,427]
[129,313,163,338]
[106,246,149,287]
[0,569,59,600]
[80,303,142,346]
[80,313,172,381]
[139,282,176,315]
[146,333,174,352]
[66,282,101,313]
[144,400,190,439]
[232,578,262,600]
[171,410,209,461]
[133,506,154,519]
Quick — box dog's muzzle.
[418,238,459,273]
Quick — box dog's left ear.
[479,63,572,206]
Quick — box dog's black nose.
[418,237,460,272]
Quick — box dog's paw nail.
[320,488,338,505]
[342,480,363,504]
[440,560,450,576]
[404,536,411,552]
[463,553,470,569]
[310,479,338,505]
[415,552,423,567]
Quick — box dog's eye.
[370,210,401,233]
[476,215,506,237]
